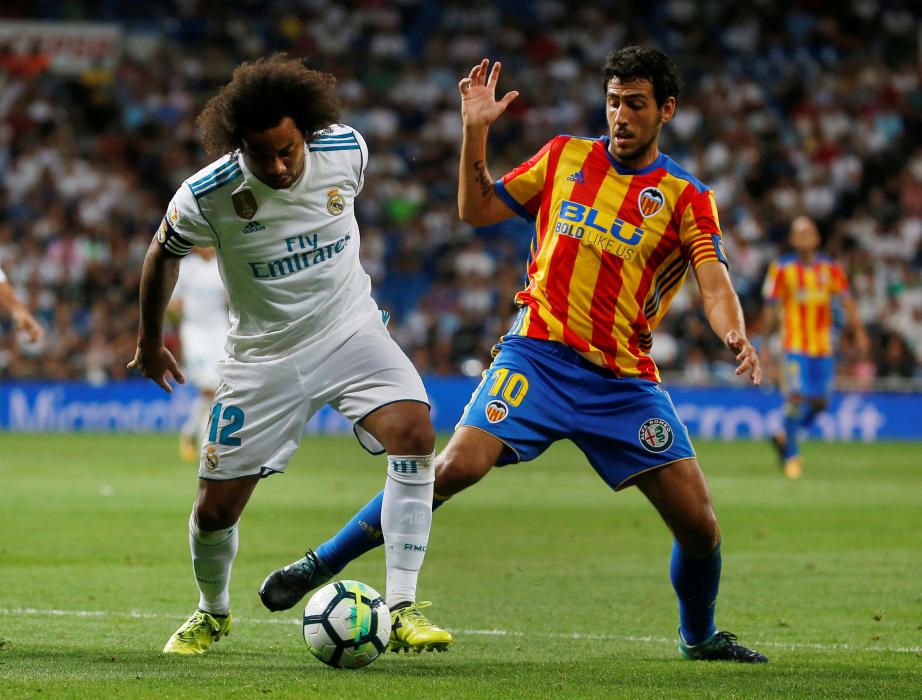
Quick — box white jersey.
[158,123,378,362]
[173,254,229,337]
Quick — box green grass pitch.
[1,434,920,698]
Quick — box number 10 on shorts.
[207,403,246,446]
[488,368,529,407]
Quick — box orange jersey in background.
[495,135,727,381]
[762,254,849,357]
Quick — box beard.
[610,126,660,166]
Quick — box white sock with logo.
[381,453,434,608]
[189,513,238,616]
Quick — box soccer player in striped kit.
[262,47,767,663]
[762,215,869,478]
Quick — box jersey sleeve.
[157,184,215,256]
[494,137,556,221]
[762,260,783,302]
[0,265,6,283]
[678,188,728,269]
[352,128,369,195]
[830,260,850,295]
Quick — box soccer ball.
[302,580,391,669]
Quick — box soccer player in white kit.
[168,248,229,463]
[128,54,451,655]
[0,265,43,344]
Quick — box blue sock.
[782,403,802,459]
[315,491,448,575]
[671,540,721,646]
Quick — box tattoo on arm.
[473,160,492,198]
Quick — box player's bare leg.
[633,458,767,662]
[360,401,451,652]
[433,426,506,497]
[164,475,259,654]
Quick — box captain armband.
[156,218,194,257]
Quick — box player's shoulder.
[550,133,602,152]
[308,123,365,153]
[182,153,243,201]
[555,133,602,144]
[777,252,799,266]
[655,154,710,193]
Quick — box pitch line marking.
[1,608,919,655]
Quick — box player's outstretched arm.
[695,260,762,385]
[127,237,185,393]
[841,294,871,356]
[458,59,519,227]
[0,280,44,343]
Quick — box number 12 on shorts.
[207,403,245,446]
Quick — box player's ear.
[660,96,676,124]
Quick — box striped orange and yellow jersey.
[761,253,849,357]
[493,135,727,382]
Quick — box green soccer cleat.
[389,601,453,653]
[259,549,333,612]
[163,610,232,655]
[678,629,768,663]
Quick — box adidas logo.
[241,220,266,234]
[567,170,586,183]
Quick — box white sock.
[195,396,212,442]
[181,395,205,441]
[189,513,238,616]
[381,453,434,608]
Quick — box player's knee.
[676,508,720,556]
[434,451,491,496]
[393,420,436,455]
[378,417,435,455]
[193,504,238,532]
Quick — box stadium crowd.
[0,0,919,387]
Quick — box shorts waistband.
[499,336,629,380]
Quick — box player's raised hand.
[725,330,761,386]
[459,59,519,128]
[127,342,185,394]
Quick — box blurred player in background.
[168,247,230,463]
[262,47,768,663]
[762,215,869,478]
[0,264,43,343]
[128,54,450,655]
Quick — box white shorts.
[181,327,227,392]
[198,321,429,480]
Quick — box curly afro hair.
[197,53,342,156]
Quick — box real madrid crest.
[327,187,346,216]
[204,445,219,470]
[232,187,258,220]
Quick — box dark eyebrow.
[607,91,649,100]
